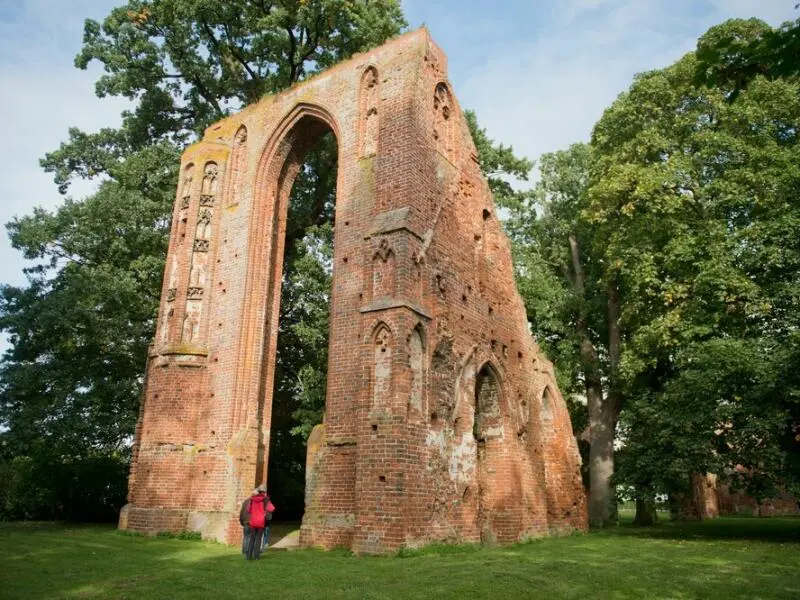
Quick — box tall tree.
[0,0,406,520]
[589,18,800,516]
[505,143,622,527]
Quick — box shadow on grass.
[601,515,800,544]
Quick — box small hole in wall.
[460,314,465,321]
[217,259,221,263]
[211,430,215,436]
[218,322,223,328]
[430,411,438,423]
[379,475,386,483]
[371,424,378,431]
[358,293,363,300]
[154,394,159,399]
[461,293,467,303]
[467,284,472,293]
[474,233,482,241]
[203,470,207,475]
[482,209,491,220]
[235,253,239,258]
[343,257,348,264]
[345,220,350,226]
[381,346,386,353]
[222,288,227,294]
[488,306,493,315]
[214,357,219,362]
[518,351,523,360]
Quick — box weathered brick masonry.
[119,28,587,552]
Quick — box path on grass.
[268,522,300,550]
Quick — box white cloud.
[0,1,128,287]
[452,0,796,177]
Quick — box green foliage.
[45,0,407,191]
[155,530,202,541]
[695,17,800,100]
[0,448,129,522]
[502,17,800,519]
[506,143,599,402]
[589,18,800,500]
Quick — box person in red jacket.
[239,485,274,560]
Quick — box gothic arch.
[408,323,426,418]
[541,385,555,423]
[226,125,248,206]
[370,319,393,342]
[433,82,456,160]
[231,101,341,452]
[180,163,195,200]
[474,362,503,441]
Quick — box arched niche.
[177,163,194,240]
[227,125,248,206]
[408,324,425,418]
[201,161,219,197]
[541,386,555,423]
[433,82,455,161]
[474,362,503,442]
[372,322,393,414]
[360,66,379,157]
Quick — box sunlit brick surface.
[121,29,587,552]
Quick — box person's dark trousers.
[261,525,271,550]
[245,527,265,560]
[242,526,250,555]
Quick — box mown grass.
[1,516,798,599]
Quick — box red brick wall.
[121,28,587,551]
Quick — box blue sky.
[0,0,796,288]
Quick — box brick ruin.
[674,473,800,520]
[119,28,587,552]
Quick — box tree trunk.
[633,493,659,526]
[587,379,617,527]
[569,234,618,528]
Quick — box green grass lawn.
[1,516,798,599]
